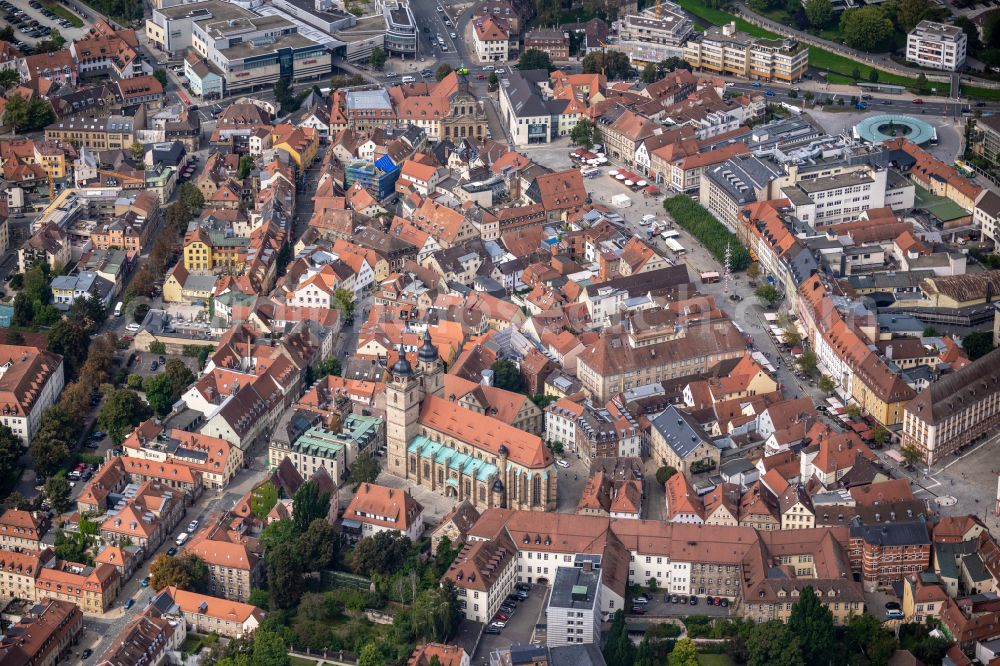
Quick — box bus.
[664,238,685,255]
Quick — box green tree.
[518,48,554,71]
[901,443,923,468]
[250,628,290,666]
[351,530,411,576]
[3,93,29,131]
[48,317,90,378]
[26,98,54,131]
[954,16,983,53]
[260,519,295,552]
[783,325,803,347]
[896,0,932,32]
[915,72,930,94]
[237,154,254,179]
[582,50,631,79]
[292,481,330,534]
[571,118,598,149]
[788,587,834,666]
[962,330,995,360]
[655,466,677,485]
[755,284,781,307]
[299,518,339,570]
[143,359,195,416]
[130,141,144,160]
[488,71,499,88]
[796,350,818,376]
[250,481,279,520]
[603,610,637,666]
[30,437,69,478]
[746,263,761,280]
[266,541,305,609]
[668,638,699,666]
[872,425,890,448]
[44,476,72,514]
[851,67,862,80]
[640,62,658,83]
[3,491,29,511]
[819,375,837,394]
[370,47,387,71]
[347,452,380,489]
[152,69,168,88]
[869,69,880,83]
[922,325,940,337]
[490,359,523,392]
[804,0,833,27]
[436,63,453,81]
[840,6,894,51]
[358,643,384,666]
[0,424,21,490]
[149,341,167,355]
[333,288,355,318]
[98,389,151,444]
[747,621,804,666]
[176,182,205,210]
[844,613,897,666]
[149,554,210,592]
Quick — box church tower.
[417,331,444,399]
[385,355,423,478]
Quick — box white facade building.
[906,21,967,71]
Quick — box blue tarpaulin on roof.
[375,155,395,172]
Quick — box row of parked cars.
[485,583,530,634]
[631,594,729,614]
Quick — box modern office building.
[546,565,603,645]
[147,0,331,95]
[906,20,967,71]
[615,5,692,63]
[382,0,418,57]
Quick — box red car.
[494,613,509,621]
[477,74,486,80]
[912,98,924,105]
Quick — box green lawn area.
[913,184,970,222]
[674,0,779,38]
[290,658,317,666]
[180,636,207,656]
[696,655,734,666]
[41,1,83,27]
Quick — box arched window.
[532,475,541,506]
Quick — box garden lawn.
[696,655,734,666]
[41,2,83,27]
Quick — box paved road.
[725,81,969,119]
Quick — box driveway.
[473,584,548,660]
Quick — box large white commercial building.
[147,0,332,95]
[906,20,967,71]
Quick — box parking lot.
[0,0,91,49]
[473,585,549,660]
[633,593,733,619]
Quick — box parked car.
[82,649,93,659]
[633,596,649,605]
[484,626,502,634]
[123,598,135,610]
[187,519,199,532]
[689,596,698,605]
[516,582,531,592]
[490,620,507,628]
[556,459,569,468]
[631,606,647,615]
[721,598,729,607]
[149,361,158,371]
[140,577,150,588]
[166,547,178,556]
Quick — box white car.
[450,32,456,38]
[556,459,569,468]
[125,323,141,333]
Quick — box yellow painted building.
[271,125,320,169]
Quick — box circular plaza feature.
[853,114,937,147]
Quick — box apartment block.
[684,22,807,83]
[906,20,967,71]
[546,565,602,645]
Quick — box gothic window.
[409,458,416,473]
[438,469,444,484]
[532,476,541,506]
[423,463,430,477]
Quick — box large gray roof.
[848,516,930,547]
[651,406,709,458]
[503,69,551,118]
